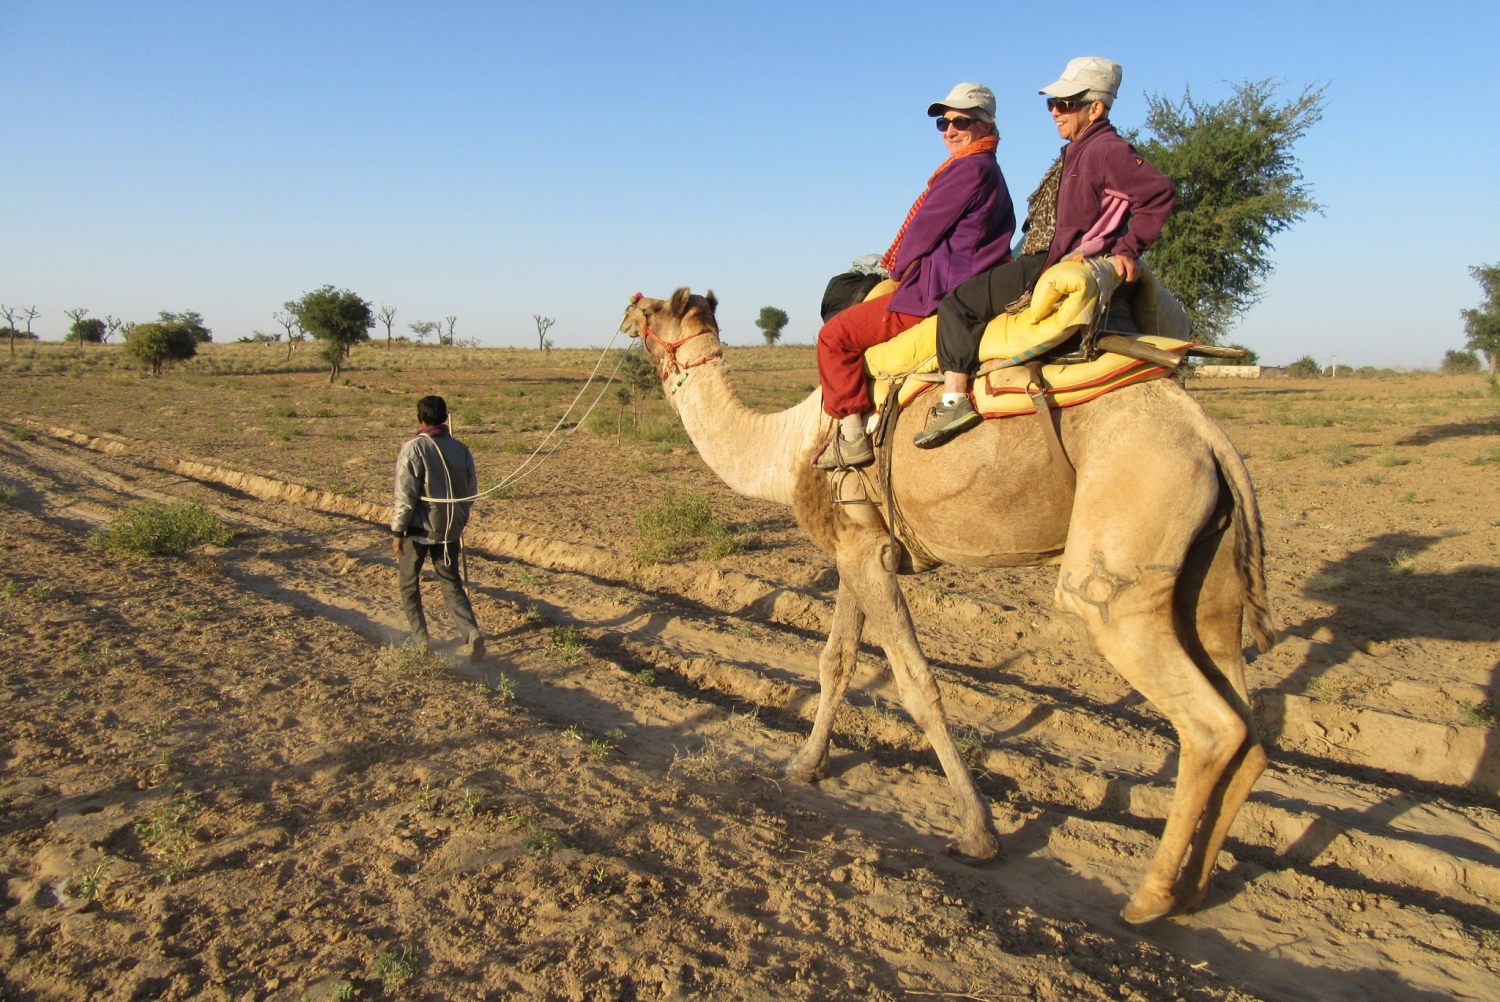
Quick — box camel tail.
[1205,420,1278,653]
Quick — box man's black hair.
[417,395,448,427]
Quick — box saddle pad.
[862,259,1113,379]
[874,335,1195,417]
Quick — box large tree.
[755,306,789,346]
[290,285,373,381]
[1135,80,1325,344]
[1461,263,1500,378]
[65,314,106,344]
[124,321,198,375]
[157,310,212,342]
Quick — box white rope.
[421,331,634,504]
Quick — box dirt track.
[1,354,1498,1000]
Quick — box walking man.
[391,394,485,661]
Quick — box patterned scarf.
[880,134,1000,273]
[1019,154,1065,257]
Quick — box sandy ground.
[1,348,1497,1001]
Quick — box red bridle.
[632,297,722,384]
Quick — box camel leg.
[786,578,865,782]
[1172,525,1267,912]
[1057,542,1248,924]
[839,530,1000,861]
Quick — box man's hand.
[392,536,404,558]
[1113,254,1139,282]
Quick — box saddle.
[861,257,1210,417]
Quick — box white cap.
[927,82,996,122]
[1038,57,1122,99]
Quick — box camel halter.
[631,294,722,391]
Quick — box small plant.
[1375,451,1410,468]
[69,860,109,904]
[377,642,443,677]
[563,723,585,741]
[1386,550,1418,575]
[634,491,742,562]
[368,944,421,995]
[1460,697,1498,728]
[522,602,545,624]
[954,725,987,768]
[633,667,656,685]
[493,672,518,703]
[1322,442,1359,467]
[549,625,585,662]
[668,737,741,783]
[587,728,626,761]
[416,784,438,811]
[458,786,484,817]
[94,500,235,557]
[505,810,559,855]
[133,786,199,883]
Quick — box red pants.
[816,293,923,418]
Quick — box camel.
[620,288,1275,924]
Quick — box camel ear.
[703,289,717,316]
[669,287,694,317]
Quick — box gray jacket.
[391,431,476,544]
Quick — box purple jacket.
[889,154,1016,317]
[1045,122,1175,269]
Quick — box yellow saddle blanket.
[860,258,1194,417]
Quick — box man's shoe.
[467,633,486,664]
[814,431,875,470]
[913,397,982,449]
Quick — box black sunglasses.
[934,115,981,131]
[1046,96,1094,113]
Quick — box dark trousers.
[937,253,1141,374]
[398,540,480,643]
[936,254,1047,374]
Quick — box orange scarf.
[880,134,1000,273]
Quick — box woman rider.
[913,57,1176,449]
[815,82,1016,469]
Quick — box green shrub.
[635,491,740,562]
[94,501,234,557]
[1286,354,1324,378]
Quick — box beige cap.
[1038,57,1122,99]
[927,82,996,122]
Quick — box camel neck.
[670,360,826,506]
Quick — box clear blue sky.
[4,1,1497,367]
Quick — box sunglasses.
[1046,96,1094,113]
[934,115,982,131]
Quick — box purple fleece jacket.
[888,154,1016,317]
[1045,122,1175,269]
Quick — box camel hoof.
[783,761,825,784]
[945,833,1001,866]
[1121,887,1177,925]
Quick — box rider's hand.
[392,536,403,558]
[1113,254,1139,282]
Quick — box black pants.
[936,253,1140,374]
[398,540,480,643]
[936,253,1047,374]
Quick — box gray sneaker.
[913,397,982,448]
[467,633,486,664]
[814,431,875,470]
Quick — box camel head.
[619,288,722,385]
